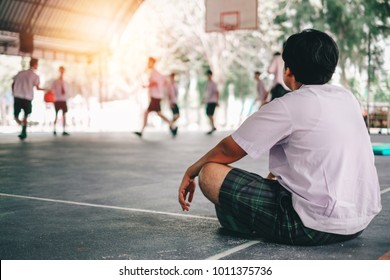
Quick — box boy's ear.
[285,67,294,77]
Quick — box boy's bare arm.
[178,136,247,211]
[36,85,47,91]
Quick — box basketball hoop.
[220,11,240,31]
[205,0,257,33]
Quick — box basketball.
[44,90,56,103]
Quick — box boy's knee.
[198,163,215,185]
[198,163,231,205]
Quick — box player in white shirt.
[203,70,219,135]
[12,58,46,140]
[268,51,290,100]
[178,29,381,245]
[51,66,70,136]
[254,71,268,108]
[134,57,176,138]
[166,73,180,137]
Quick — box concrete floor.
[0,131,389,260]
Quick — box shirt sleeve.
[34,75,40,87]
[231,98,292,159]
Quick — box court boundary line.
[206,240,261,260]
[1,188,389,260]
[0,193,218,221]
[381,187,390,195]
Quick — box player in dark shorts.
[52,66,70,136]
[203,70,219,135]
[133,57,176,138]
[167,73,180,137]
[12,58,46,140]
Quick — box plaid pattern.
[217,168,362,246]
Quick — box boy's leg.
[19,114,28,139]
[53,109,58,135]
[207,167,363,245]
[156,111,172,126]
[206,166,290,240]
[18,100,31,140]
[13,98,22,125]
[62,112,69,135]
[198,163,253,234]
[63,112,66,129]
[157,111,178,137]
[208,115,215,128]
[206,103,217,134]
[62,102,69,135]
[198,162,232,205]
[62,104,67,130]
[134,109,149,137]
[142,110,149,131]
[171,104,180,123]
[14,115,22,126]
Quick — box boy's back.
[236,83,381,234]
[13,69,39,100]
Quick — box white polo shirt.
[167,80,178,104]
[51,79,69,102]
[205,80,219,103]
[12,69,40,101]
[232,84,381,235]
[149,68,166,99]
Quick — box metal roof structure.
[0,0,144,61]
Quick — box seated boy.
[178,29,382,245]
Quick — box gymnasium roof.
[0,0,144,61]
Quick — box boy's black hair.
[206,70,212,75]
[282,29,339,85]
[254,71,260,75]
[30,57,38,67]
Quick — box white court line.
[0,193,218,221]
[206,241,261,260]
[381,187,390,195]
[2,188,389,261]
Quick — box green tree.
[275,0,389,94]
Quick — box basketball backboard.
[205,0,258,32]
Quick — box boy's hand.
[266,172,276,180]
[178,174,196,211]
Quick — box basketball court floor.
[0,131,389,260]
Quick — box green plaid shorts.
[217,168,362,246]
